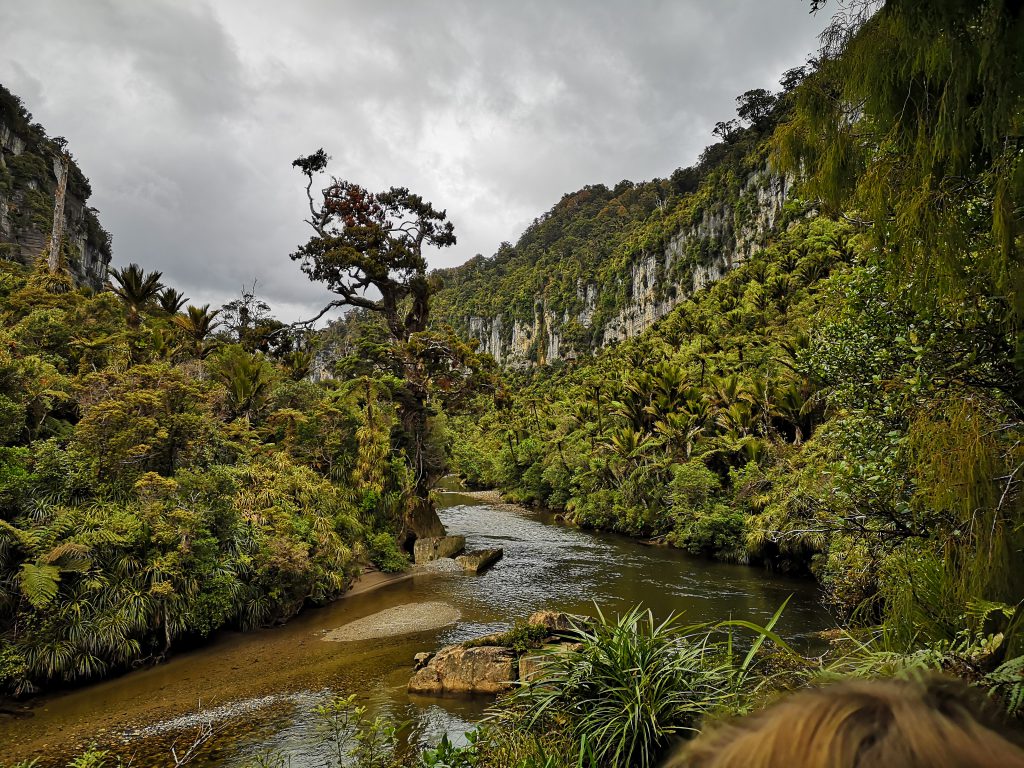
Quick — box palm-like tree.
[602,426,659,481]
[282,347,315,381]
[212,347,274,420]
[173,304,222,359]
[827,232,856,264]
[157,287,189,314]
[109,263,163,326]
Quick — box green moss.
[464,619,549,654]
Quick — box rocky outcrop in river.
[408,644,518,696]
[456,548,503,573]
[408,610,588,696]
[413,535,466,563]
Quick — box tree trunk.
[396,381,446,547]
[48,153,70,273]
[403,496,446,545]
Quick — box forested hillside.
[2,2,1023,767]
[442,0,1024,718]
[432,88,794,366]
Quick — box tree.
[210,346,274,421]
[219,280,292,354]
[109,263,163,327]
[775,0,1024,644]
[711,119,740,143]
[173,304,222,359]
[290,149,459,542]
[735,88,778,130]
[776,0,1024,316]
[158,287,189,314]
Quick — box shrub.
[464,619,548,654]
[366,531,409,573]
[519,607,735,768]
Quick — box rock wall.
[462,170,789,367]
[0,118,111,291]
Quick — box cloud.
[0,0,829,321]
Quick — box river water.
[0,487,833,766]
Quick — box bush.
[671,503,746,558]
[518,607,736,768]
[367,531,409,573]
[464,619,548,654]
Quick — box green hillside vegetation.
[0,261,414,694]
[432,88,790,356]
[435,5,1024,763]
[2,1,1023,766]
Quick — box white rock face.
[462,170,791,367]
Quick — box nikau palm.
[109,263,163,327]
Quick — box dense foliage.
[3,2,1024,766]
[0,260,416,695]
[289,155,495,540]
[431,89,793,360]
[444,0,1024,717]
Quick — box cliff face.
[459,170,790,367]
[0,86,111,291]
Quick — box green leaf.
[18,562,61,608]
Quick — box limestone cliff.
[0,85,111,291]
[447,170,791,368]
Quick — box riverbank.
[1,488,831,767]
[345,568,415,598]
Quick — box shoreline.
[0,565,416,725]
[344,568,415,598]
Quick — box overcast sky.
[0,1,830,322]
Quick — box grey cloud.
[0,0,829,322]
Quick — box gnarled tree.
[290,149,459,544]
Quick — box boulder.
[408,644,517,696]
[407,499,447,540]
[413,652,434,671]
[413,535,466,564]
[455,548,503,574]
[527,610,588,635]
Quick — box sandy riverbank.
[344,569,415,597]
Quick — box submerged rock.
[408,645,517,695]
[455,548,503,574]
[413,535,466,563]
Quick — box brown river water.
[0,485,833,767]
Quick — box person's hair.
[666,676,1024,768]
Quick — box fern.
[984,655,1024,718]
[18,563,60,609]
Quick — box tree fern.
[18,562,60,608]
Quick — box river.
[0,486,833,766]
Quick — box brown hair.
[667,676,1024,768]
